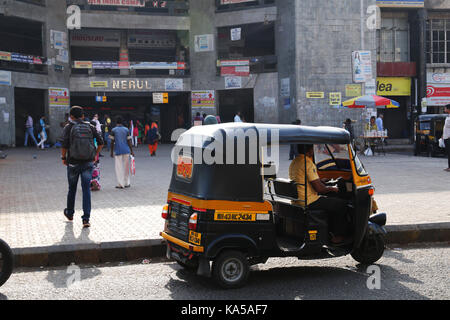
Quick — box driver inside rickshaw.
[289,144,350,245]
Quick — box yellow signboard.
[306,92,325,99]
[377,77,411,96]
[329,92,342,106]
[345,84,362,97]
[90,81,108,88]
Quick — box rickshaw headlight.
[162,205,169,220]
[189,213,198,231]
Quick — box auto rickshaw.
[160,123,387,289]
[414,114,448,157]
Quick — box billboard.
[376,0,424,7]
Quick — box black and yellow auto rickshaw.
[414,114,448,157]
[160,123,387,289]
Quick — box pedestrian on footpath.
[24,114,38,147]
[443,105,450,172]
[110,116,134,189]
[103,114,112,151]
[60,106,104,228]
[146,121,160,157]
[36,115,47,150]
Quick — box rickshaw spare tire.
[351,234,385,265]
[212,250,250,289]
[0,238,13,287]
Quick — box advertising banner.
[220,66,250,77]
[128,30,177,48]
[345,84,362,97]
[220,0,256,4]
[87,0,146,7]
[0,51,11,61]
[218,59,250,67]
[376,77,411,96]
[376,0,424,8]
[352,51,373,83]
[74,61,93,69]
[191,90,215,108]
[49,88,70,107]
[427,84,450,106]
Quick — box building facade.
[0,0,446,146]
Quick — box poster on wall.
[225,76,242,89]
[194,34,214,52]
[165,79,183,91]
[220,66,249,77]
[87,0,146,7]
[191,90,215,108]
[352,51,373,83]
[70,30,121,48]
[0,71,11,86]
[49,88,70,107]
[376,0,424,8]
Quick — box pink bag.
[130,155,136,176]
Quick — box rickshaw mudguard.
[205,234,259,259]
[353,187,372,249]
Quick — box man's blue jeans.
[24,127,38,146]
[104,132,111,151]
[66,162,94,222]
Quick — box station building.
[0,0,447,146]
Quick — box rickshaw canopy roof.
[418,114,449,122]
[178,123,351,148]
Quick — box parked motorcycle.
[0,238,13,287]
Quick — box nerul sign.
[112,79,152,90]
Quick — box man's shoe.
[64,209,74,221]
[82,220,90,228]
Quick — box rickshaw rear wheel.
[351,234,385,265]
[212,250,250,289]
[0,238,13,287]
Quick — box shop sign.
[329,92,342,106]
[111,79,152,91]
[0,71,11,86]
[427,72,450,84]
[376,0,424,8]
[306,92,325,99]
[192,90,215,108]
[376,77,411,96]
[49,88,70,107]
[90,81,109,88]
[427,84,450,106]
[221,66,250,77]
[128,30,176,49]
[87,0,146,7]
[131,62,184,70]
[70,30,121,48]
[345,84,362,97]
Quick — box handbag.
[439,138,445,149]
[130,155,136,176]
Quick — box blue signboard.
[377,0,424,7]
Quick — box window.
[426,19,450,64]
[314,144,351,172]
[377,17,410,62]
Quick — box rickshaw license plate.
[189,231,202,246]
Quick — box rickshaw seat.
[272,178,300,201]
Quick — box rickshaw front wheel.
[212,250,250,289]
[0,238,13,287]
[351,234,385,265]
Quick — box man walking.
[60,106,104,228]
[443,105,450,172]
[24,114,38,147]
[110,116,134,189]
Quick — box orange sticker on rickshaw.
[177,156,193,181]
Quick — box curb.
[11,223,450,268]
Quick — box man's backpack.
[69,122,96,161]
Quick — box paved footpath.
[0,145,449,264]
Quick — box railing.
[71,60,190,77]
[216,0,275,12]
[14,0,46,6]
[67,0,189,16]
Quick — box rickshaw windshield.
[314,144,351,171]
[351,147,368,176]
